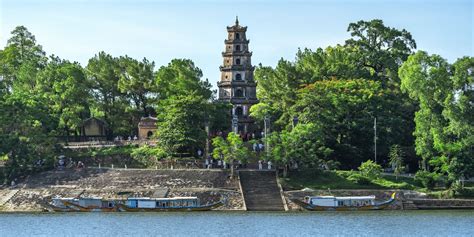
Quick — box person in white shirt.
[268,161,272,170]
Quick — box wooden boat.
[45,196,223,212]
[116,197,223,212]
[44,197,122,212]
[292,192,396,211]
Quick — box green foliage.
[155,59,212,100]
[0,92,58,181]
[347,173,372,185]
[130,146,166,167]
[295,45,372,83]
[86,51,132,137]
[0,26,47,89]
[212,132,249,176]
[155,93,210,157]
[266,123,333,170]
[414,170,440,190]
[209,102,232,132]
[280,169,419,190]
[212,132,249,164]
[252,59,302,129]
[400,51,474,181]
[358,160,382,179]
[117,56,156,116]
[345,19,416,86]
[389,144,405,179]
[36,56,90,139]
[296,79,385,168]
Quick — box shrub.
[414,170,439,190]
[451,181,474,198]
[131,146,167,167]
[358,160,382,179]
[347,173,372,185]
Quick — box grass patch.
[280,169,423,190]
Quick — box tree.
[358,160,383,179]
[345,19,416,87]
[155,59,212,100]
[117,56,157,116]
[295,45,372,83]
[36,56,90,141]
[212,132,249,178]
[0,26,57,182]
[209,101,232,132]
[399,51,451,170]
[86,52,131,137]
[155,93,210,158]
[0,91,57,181]
[266,123,332,177]
[294,79,388,168]
[252,59,302,129]
[0,26,46,91]
[400,51,474,182]
[389,144,405,180]
[444,57,474,181]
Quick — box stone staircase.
[0,189,19,206]
[239,171,285,211]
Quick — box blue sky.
[1,0,472,88]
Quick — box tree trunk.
[283,164,288,178]
[230,159,234,179]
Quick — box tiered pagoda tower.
[218,17,258,134]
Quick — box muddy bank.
[0,168,243,212]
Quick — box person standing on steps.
[268,160,272,170]
[258,160,263,170]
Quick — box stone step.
[0,189,19,206]
[239,171,285,211]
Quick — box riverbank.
[1,168,473,212]
[0,168,244,212]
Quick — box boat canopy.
[335,196,375,200]
[307,196,375,200]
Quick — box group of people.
[114,135,138,142]
[56,156,85,170]
[210,131,265,142]
[202,157,275,170]
[252,142,265,154]
[203,158,247,169]
[258,160,273,170]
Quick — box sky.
[1,0,473,89]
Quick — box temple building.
[217,17,258,134]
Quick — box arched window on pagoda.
[236,58,241,65]
[235,73,242,80]
[235,107,243,116]
[236,33,240,39]
[235,89,244,97]
[235,45,241,51]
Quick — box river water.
[1,210,473,236]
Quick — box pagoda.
[217,17,258,134]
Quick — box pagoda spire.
[235,16,239,26]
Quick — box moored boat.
[116,197,223,212]
[292,192,396,211]
[45,196,223,212]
